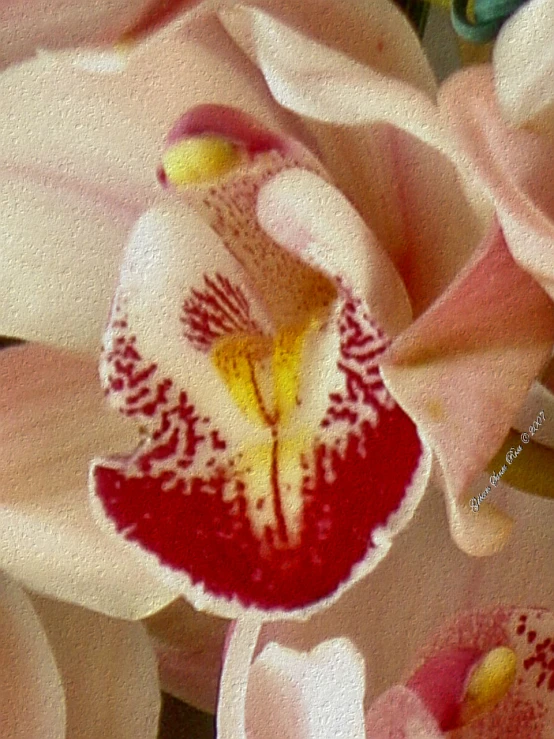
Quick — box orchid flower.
[1,0,553,627]
[216,486,554,737]
[0,571,160,739]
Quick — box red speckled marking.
[182,272,261,352]
[93,295,422,612]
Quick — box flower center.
[211,323,309,429]
[210,323,314,546]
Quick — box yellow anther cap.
[459,646,517,726]
[161,136,240,187]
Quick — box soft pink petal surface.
[31,594,162,739]
[381,221,554,555]
[0,343,178,618]
[222,7,485,316]
[256,168,412,337]
[440,66,554,301]
[0,10,307,349]
[493,0,554,130]
[0,0,154,68]
[0,575,65,738]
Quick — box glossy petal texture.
[220,5,486,317]
[144,598,229,712]
[493,0,554,130]
[244,639,366,739]
[31,594,161,739]
[439,66,554,301]
[381,220,554,555]
[0,343,178,618]
[91,113,430,618]
[0,575,65,739]
[407,607,554,737]
[0,0,153,68]
[0,10,306,350]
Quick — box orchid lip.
[165,104,287,155]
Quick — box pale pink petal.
[0,0,154,68]
[440,66,554,301]
[0,575,65,738]
[256,133,485,320]
[145,598,229,712]
[256,167,412,337]
[245,639,366,739]
[0,11,303,349]
[90,202,429,619]
[218,7,445,149]
[364,685,443,739]
[0,172,139,351]
[219,0,436,94]
[31,594,161,739]
[513,380,554,449]
[493,0,554,130]
[381,220,554,555]
[0,343,178,618]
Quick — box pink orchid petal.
[513,381,554,449]
[493,0,554,131]
[0,343,178,618]
[90,201,430,618]
[218,7,445,150]
[0,0,156,68]
[409,606,554,736]
[440,66,554,301]
[0,10,302,349]
[381,220,554,555]
[256,167,412,337]
[144,598,229,713]
[0,171,139,351]
[219,0,436,95]
[0,575,65,738]
[245,639,366,739]
[31,594,161,739]
[364,685,443,739]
